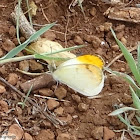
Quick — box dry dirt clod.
[39,88,54,97]
[111,44,119,51]
[90,7,97,17]
[72,94,81,103]
[115,24,125,32]
[91,36,102,48]
[8,73,19,86]
[73,35,84,45]
[103,127,115,140]
[103,22,112,32]
[54,86,67,100]
[116,31,124,40]
[2,39,15,52]
[0,84,6,94]
[78,103,88,112]
[35,129,55,140]
[19,60,30,72]
[9,26,16,37]
[47,99,60,110]
[41,30,56,41]
[121,37,127,45]
[54,107,64,116]
[97,25,105,32]
[24,132,33,140]
[57,133,70,140]
[59,114,72,124]
[29,60,44,71]
[64,106,75,114]
[91,126,103,139]
[19,36,25,43]
[8,124,24,140]
[15,106,22,116]
[0,100,8,112]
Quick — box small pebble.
[35,129,55,140]
[120,67,125,72]
[8,124,24,140]
[15,106,22,116]
[84,34,92,43]
[91,36,102,48]
[72,94,81,103]
[2,39,15,52]
[0,84,6,94]
[115,24,125,32]
[47,99,59,110]
[78,103,88,112]
[90,7,97,16]
[8,73,19,86]
[97,25,105,32]
[19,60,30,72]
[103,127,115,140]
[57,133,70,140]
[39,88,54,97]
[20,37,26,43]
[9,26,16,37]
[59,114,72,124]
[116,31,124,39]
[73,35,84,45]
[0,100,8,112]
[41,30,56,41]
[64,107,75,114]
[12,38,19,46]
[104,22,112,32]
[29,60,44,71]
[121,37,127,45]
[55,86,67,100]
[91,126,103,139]
[24,132,33,140]
[54,107,64,116]
[111,44,119,51]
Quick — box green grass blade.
[111,28,140,85]
[109,107,138,116]
[137,42,140,72]
[0,22,56,60]
[130,86,140,110]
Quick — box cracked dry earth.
[0,0,140,140]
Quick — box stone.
[57,133,70,140]
[35,129,55,140]
[8,73,19,86]
[39,88,54,97]
[19,60,29,72]
[78,103,88,112]
[90,7,97,16]
[72,94,81,103]
[54,107,64,116]
[104,22,112,32]
[0,100,8,112]
[2,39,15,52]
[24,132,33,140]
[41,30,56,41]
[8,124,24,140]
[111,45,119,51]
[54,86,67,100]
[9,26,16,37]
[47,99,59,110]
[73,35,84,45]
[0,84,6,94]
[29,60,44,71]
[91,126,103,139]
[103,127,115,140]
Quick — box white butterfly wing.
[52,64,104,97]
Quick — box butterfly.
[52,55,104,98]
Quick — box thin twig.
[0,76,65,126]
[106,46,137,68]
